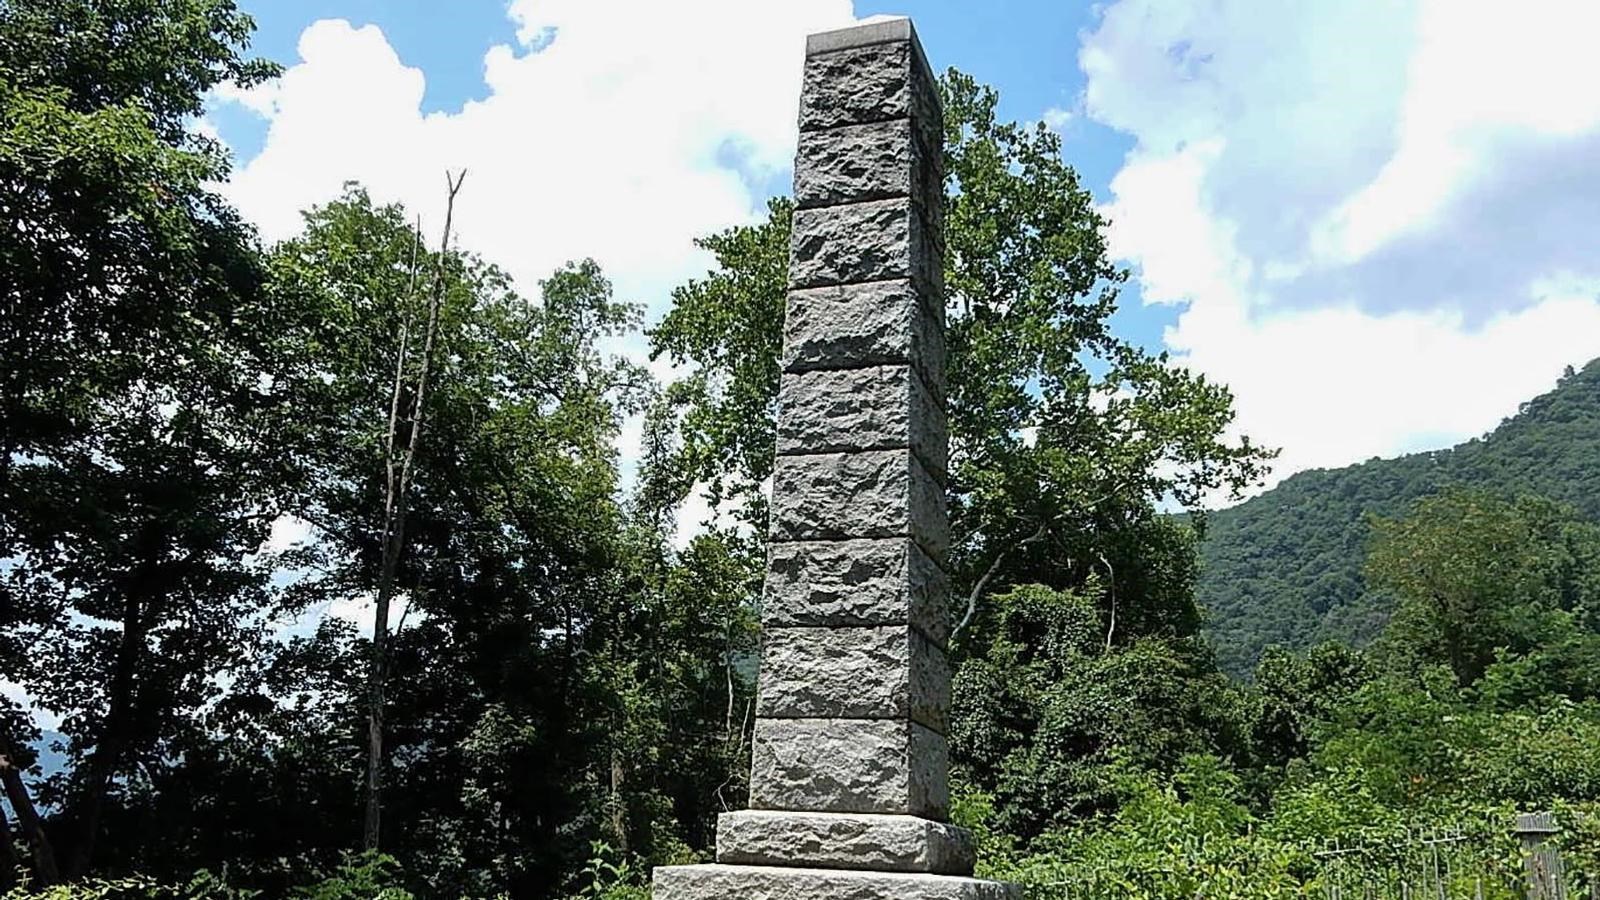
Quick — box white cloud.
[1082,0,1600,493]
[217,1,858,318]
[262,514,314,553]
[674,481,723,552]
[215,1,866,532]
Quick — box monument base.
[653,864,1020,900]
[717,811,975,874]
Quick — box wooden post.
[1517,811,1565,900]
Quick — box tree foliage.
[1199,361,1600,675]
[951,582,1248,839]
[0,0,291,879]
[650,68,1269,681]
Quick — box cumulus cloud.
[211,0,871,540]
[1082,0,1600,489]
[215,0,857,316]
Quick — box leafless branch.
[952,520,1048,641]
[1096,550,1116,651]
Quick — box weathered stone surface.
[795,119,940,217]
[800,40,907,129]
[757,626,949,731]
[715,811,975,874]
[654,864,1018,900]
[799,36,942,144]
[782,280,944,398]
[762,538,949,645]
[791,198,940,294]
[776,366,946,482]
[768,449,947,563]
[749,718,948,818]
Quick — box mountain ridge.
[1199,359,1600,676]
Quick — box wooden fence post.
[1517,811,1566,900]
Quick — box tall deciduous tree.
[651,68,1270,649]
[0,0,288,879]
[269,186,705,895]
[363,170,466,852]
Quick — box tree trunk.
[70,592,142,877]
[363,171,465,851]
[0,751,59,885]
[609,750,629,854]
[0,786,19,891]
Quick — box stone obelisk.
[654,19,1016,900]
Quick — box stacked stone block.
[653,18,1017,900]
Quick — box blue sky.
[227,0,1169,350]
[232,1,1126,176]
[212,0,1600,510]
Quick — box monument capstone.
[652,18,1019,900]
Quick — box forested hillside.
[1200,359,1600,675]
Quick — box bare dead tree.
[363,170,466,851]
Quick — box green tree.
[0,0,277,493]
[0,0,288,880]
[264,185,649,895]
[650,69,1269,643]
[950,582,1248,837]
[580,396,761,867]
[1250,642,1373,771]
[1367,489,1600,688]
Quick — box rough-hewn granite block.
[768,449,947,563]
[800,39,910,130]
[749,718,948,818]
[782,280,944,398]
[653,864,1018,900]
[795,118,941,215]
[762,538,949,646]
[757,626,949,732]
[776,366,946,482]
[790,198,940,295]
[715,811,974,874]
[799,34,942,144]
